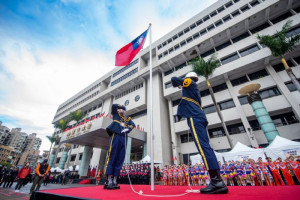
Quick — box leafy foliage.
[54,119,70,131]
[257,20,300,57]
[46,133,57,144]
[70,109,86,123]
[190,54,220,78]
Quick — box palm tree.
[46,133,57,159]
[190,54,233,148]
[70,109,87,124]
[257,20,300,92]
[54,119,70,132]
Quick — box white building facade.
[52,0,300,170]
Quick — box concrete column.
[90,148,102,170]
[79,146,93,177]
[168,100,180,165]
[265,64,300,121]
[143,143,147,158]
[59,151,68,169]
[125,137,132,164]
[49,154,55,168]
[248,94,279,143]
[146,72,172,165]
[224,74,259,147]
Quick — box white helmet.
[185,72,198,78]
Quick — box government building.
[51,0,300,177]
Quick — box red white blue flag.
[115,29,148,66]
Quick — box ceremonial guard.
[171,72,228,194]
[104,104,135,190]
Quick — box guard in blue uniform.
[171,72,228,194]
[104,104,135,190]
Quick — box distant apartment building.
[0,144,21,165]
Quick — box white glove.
[121,128,130,133]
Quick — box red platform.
[33,185,300,200]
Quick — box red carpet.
[40,185,300,200]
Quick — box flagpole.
[149,23,154,191]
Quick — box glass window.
[196,19,203,26]
[79,154,83,160]
[219,99,235,110]
[157,45,162,50]
[287,26,300,37]
[200,48,215,58]
[215,20,223,27]
[285,82,297,92]
[190,24,196,30]
[250,0,260,7]
[293,56,300,65]
[163,51,168,56]
[217,6,225,13]
[231,10,240,17]
[212,83,228,93]
[131,109,147,118]
[249,119,261,131]
[250,22,270,34]
[238,96,248,105]
[231,76,248,86]
[180,41,186,47]
[294,6,300,13]
[223,15,232,22]
[200,29,207,35]
[221,53,239,65]
[225,1,233,8]
[193,33,200,40]
[187,37,193,43]
[174,44,180,50]
[270,11,292,24]
[208,127,225,138]
[203,104,216,114]
[174,115,185,123]
[210,11,217,18]
[233,0,240,2]
[172,35,178,41]
[272,60,294,72]
[172,99,181,107]
[232,32,250,43]
[207,25,215,32]
[56,158,60,164]
[168,48,174,54]
[180,133,193,143]
[248,69,268,80]
[227,123,246,135]
[165,82,172,89]
[70,155,76,162]
[178,31,184,37]
[167,38,172,44]
[203,15,210,22]
[239,44,260,57]
[200,89,210,97]
[216,41,232,51]
[184,28,190,33]
[258,87,281,99]
[240,5,250,12]
[162,42,167,47]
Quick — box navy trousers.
[187,117,219,170]
[104,133,127,176]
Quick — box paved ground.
[0,182,96,200]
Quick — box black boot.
[106,183,115,190]
[113,183,120,189]
[200,170,228,194]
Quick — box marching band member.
[277,157,294,185]
[267,157,284,186]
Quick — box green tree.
[190,54,233,148]
[54,119,70,132]
[70,109,86,124]
[46,133,57,159]
[257,20,300,92]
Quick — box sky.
[0,0,218,154]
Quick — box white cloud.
[0,0,218,154]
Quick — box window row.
[112,59,139,78]
[230,68,269,87]
[238,86,281,105]
[57,82,101,113]
[111,68,138,86]
[115,83,143,100]
[157,0,263,60]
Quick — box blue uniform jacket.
[106,104,135,136]
[171,77,207,120]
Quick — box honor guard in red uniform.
[267,157,284,186]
